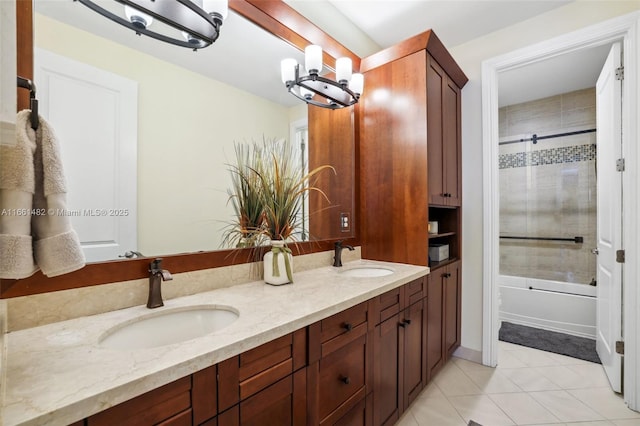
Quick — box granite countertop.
[2,260,429,426]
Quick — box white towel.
[0,112,38,278]
[0,110,85,279]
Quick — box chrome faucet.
[333,241,355,267]
[147,258,173,309]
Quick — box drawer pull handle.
[399,319,412,328]
[339,376,351,385]
[343,322,353,332]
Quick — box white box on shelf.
[429,244,449,261]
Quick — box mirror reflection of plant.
[256,138,335,243]
[223,137,335,249]
[223,142,266,249]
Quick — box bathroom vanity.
[3,260,440,426]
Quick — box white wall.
[34,14,292,256]
[449,1,640,353]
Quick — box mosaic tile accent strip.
[499,143,596,169]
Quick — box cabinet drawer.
[219,330,306,411]
[377,287,402,324]
[404,277,425,306]
[319,334,367,421]
[87,376,191,426]
[320,302,368,343]
[157,409,192,426]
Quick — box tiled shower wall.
[499,88,596,284]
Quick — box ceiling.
[285,0,572,57]
[36,0,608,108]
[286,0,611,106]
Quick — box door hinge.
[616,66,624,80]
[616,158,625,172]
[616,250,625,263]
[616,340,625,355]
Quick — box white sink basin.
[340,266,395,278]
[99,305,239,350]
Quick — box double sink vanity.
[3,260,430,426]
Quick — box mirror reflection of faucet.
[333,241,355,267]
[119,251,145,259]
[147,258,173,309]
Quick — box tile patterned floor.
[397,341,640,426]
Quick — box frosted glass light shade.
[305,45,323,74]
[349,73,364,95]
[124,5,154,27]
[336,58,352,83]
[281,58,297,84]
[203,0,229,19]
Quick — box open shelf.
[428,257,460,270]
[428,232,456,239]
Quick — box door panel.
[595,42,622,393]
[35,48,137,262]
[444,262,461,356]
[443,79,461,205]
[426,274,444,379]
[403,300,425,409]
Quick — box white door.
[35,48,138,262]
[595,42,623,392]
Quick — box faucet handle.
[150,258,163,272]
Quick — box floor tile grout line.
[442,363,520,426]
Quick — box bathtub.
[499,275,596,339]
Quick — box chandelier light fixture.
[281,45,364,109]
[76,0,229,50]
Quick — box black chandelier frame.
[76,0,224,50]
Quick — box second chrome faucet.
[147,258,173,309]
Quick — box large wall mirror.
[2,0,358,297]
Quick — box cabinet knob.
[339,376,351,385]
[399,322,407,328]
[403,319,412,325]
[343,322,353,332]
[442,272,451,278]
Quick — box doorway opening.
[497,83,603,364]
[481,12,640,409]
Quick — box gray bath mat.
[499,321,601,364]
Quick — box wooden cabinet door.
[444,261,462,356]
[426,273,444,380]
[372,313,402,426]
[402,300,426,409]
[443,77,461,206]
[427,55,446,206]
[427,54,462,207]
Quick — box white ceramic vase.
[263,240,293,285]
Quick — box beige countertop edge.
[2,260,429,426]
